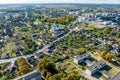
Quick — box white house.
[78,16,86,23]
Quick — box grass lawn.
[72,62,82,69]
[2,41,16,58]
[57,59,81,73]
[111,64,120,70]
[5,42,16,50]
[68,65,75,70]
[101,75,109,80]
[108,68,118,75]
[1,49,16,58]
[59,24,66,28]
[0,62,10,68]
[6,49,16,57]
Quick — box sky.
[0,0,120,4]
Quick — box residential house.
[32,34,38,40]
[4,53,10,59]
[51,23,60,32]
[74,53,90,64]
[103,21,112,25]
[78,16,86,23]
[34,54,44,61]
[4,27,13,37]
[5,61,17,72]
[15,51,21,57]
[50,23,66,37]
[44,48,52,53]
[34,21,38,25]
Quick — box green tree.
[17,57,33,76]
[38,58,58,77]
[46,72,52,80]
[78,48,86,54]
[105,53,113,62]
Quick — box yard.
[56,59,82,73]
[93,53,102,61]
[2,41,16,58]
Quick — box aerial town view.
[0,0,120,80]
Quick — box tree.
[0,71,2,77]
[116,32,120,38]
[100,52,105,58]
[41,69,47,77]
[78,48,86,54]
[113,56,120,64]
[105,53,113,62]
[38,58,49,71]
[46,72,52,80]
[17,57,33,76]
[38,58,58,77]
[105,44,113,51]
[1,76,7,80]
[100,52,113,62]
[103,26,111,34]
[66,71,81,80]
[48,72,66,80]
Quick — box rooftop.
[88,60,106,72]
[75,53,90,61]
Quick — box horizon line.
[0,3,120,5]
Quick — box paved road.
[0,45,48,64]
[25,12,28,18]
[0,25,79,64]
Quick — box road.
[0,44,50,64]
[0,24,79,64]
[25,12,28,18]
